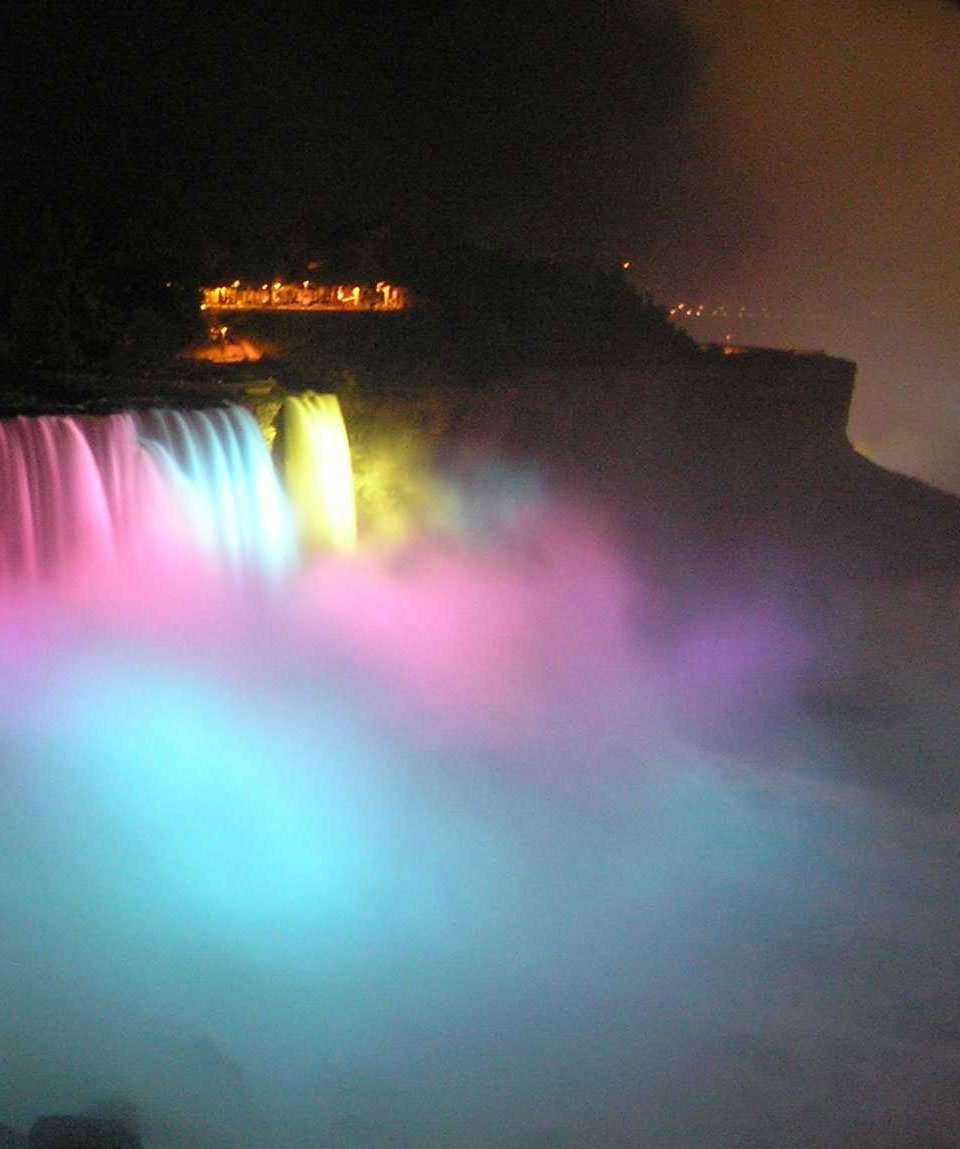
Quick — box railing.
[199,281,409,313]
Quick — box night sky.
[1,2,697,271]
[4,0,960,438]
[3,2,958,293]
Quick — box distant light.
[232,279,240,288]
[621,261,632,270]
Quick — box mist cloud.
[2,487,960,1146]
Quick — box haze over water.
[0,393,959,1147]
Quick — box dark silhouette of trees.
[400,237,695,380]
[2,192,121,369]
[0,184,198,371]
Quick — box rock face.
[0,1123,28,1149]
[27,1117,141,1149]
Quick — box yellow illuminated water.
[273,392,357,553]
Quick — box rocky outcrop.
[0,1123,27,1149]
[27,1116,141,1149]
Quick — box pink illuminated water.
[0,413,130,580]
[0,406,295,584]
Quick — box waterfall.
[0,398,353,583]
[272,392,357,554]
[0,413,148,581]
[135,405,297,577]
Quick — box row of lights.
[669,304,779,320]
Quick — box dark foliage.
[28,1116,140,1149]
[400,239,695,377]
[0,184,201,371]
[0,178,691,389]
[0,1124,26,1149]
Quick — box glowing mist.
[2,395,959,1148]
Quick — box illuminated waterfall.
[0,413,163,581]
[0,400,355,583]
[272,392,357,554]
[134,406,297,577]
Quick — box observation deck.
[200,281,410,313]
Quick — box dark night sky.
[0,2,698,270]
[4,0,960,449]
[3,1,958,292]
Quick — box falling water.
[273,392,357,554]
[0,412,166,581]
[134,405,297,577]
[0,400,352,583]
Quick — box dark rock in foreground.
[0,1123,27,1149]
[28,1117,140,1149]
